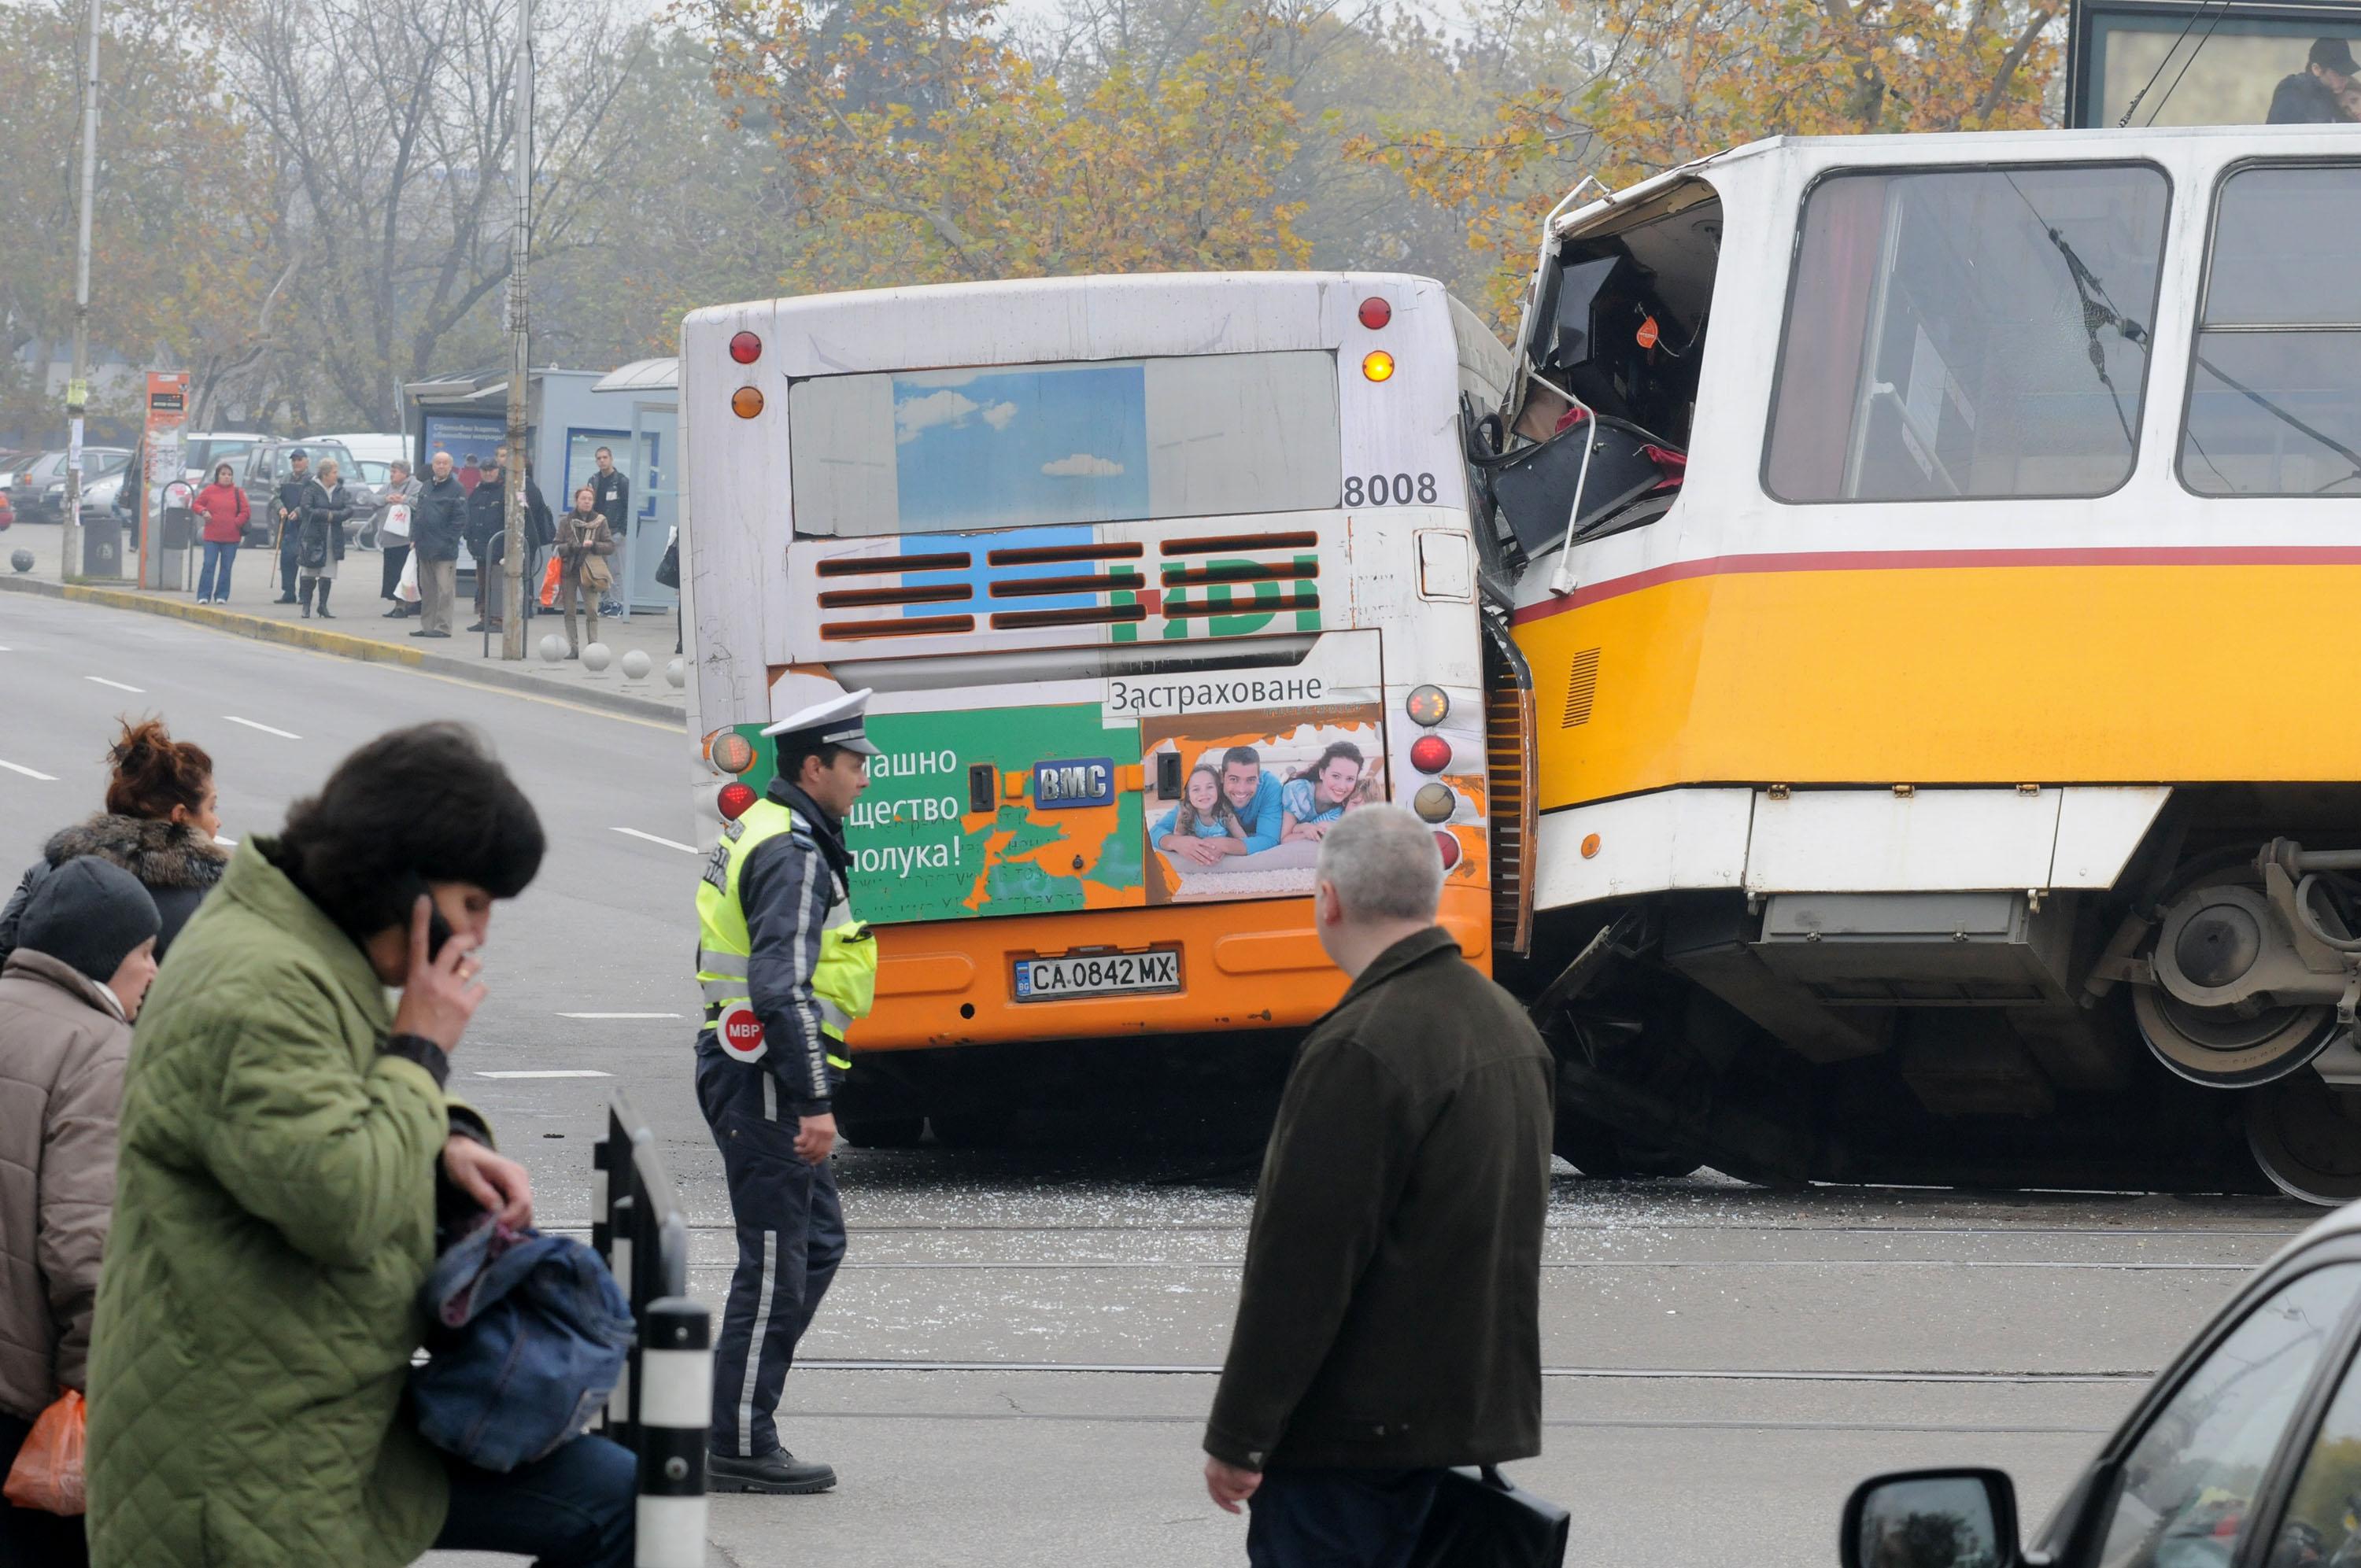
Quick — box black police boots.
[706,1450,837,1495]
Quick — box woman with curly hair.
[0,718,226,963]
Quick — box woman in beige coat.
[552,485,615,659]
[0,859,160,1566]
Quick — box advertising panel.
[1139,710,1387,904]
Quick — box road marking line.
[86,675,143,692]
[611,827,700,854]
[223,715,301,740]
[556,1011,683,1019]
[0,760,58,780]
[475,1069,615,1079]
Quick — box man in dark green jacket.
[1203,804,1554,1566]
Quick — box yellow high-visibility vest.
[693,797,875,1072]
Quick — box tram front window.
[2182,164,2361,497]
[1765,164,2171,504]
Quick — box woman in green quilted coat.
[83,723,637,1566]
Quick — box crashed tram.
[1486,124,2361,1201]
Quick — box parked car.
[9,447,129,524]
[235,437,357,548]
[178,431,262,484]
[1843,1206,2361,1568]
[312,433,408,547]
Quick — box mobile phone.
[399,876,456,963]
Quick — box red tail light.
[1410,735,1450,773]
[1434,831,1461,869]
[1358,297,1392,330]
[729,331,762,364]
[718,782,758,820]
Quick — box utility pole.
[61,0,102,581]
[500,0,533,659]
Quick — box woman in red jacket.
[192,462,250,605]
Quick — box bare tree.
[220,0,643,428]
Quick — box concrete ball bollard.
[538,633,567,664]
[665,658,685,690]
[9,549,31,574]
[582,642,613,673]
[620,649,652,681]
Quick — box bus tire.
[838,1115,926,1149]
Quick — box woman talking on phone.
[82,723,637,1567]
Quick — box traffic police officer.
[693,688,879,1493]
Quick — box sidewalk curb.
[0,573,688,726]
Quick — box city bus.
[1485,120,2361,1201]
[677,273,1520,1143]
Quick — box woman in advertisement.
[1279,742,1368,844]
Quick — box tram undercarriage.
[1509,791,2361,1204]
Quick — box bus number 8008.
[1345,473,1438,507]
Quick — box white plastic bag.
[397,548,420,603]
[379,502,412,543]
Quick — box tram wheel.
[2247,1073,2361,1205]
[2134,861,2341,1088]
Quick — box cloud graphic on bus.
[896,389,1019,445]
[1040,452,1125,478]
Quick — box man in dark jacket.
[272,448,311,603]
[464,448,508,631]
[2268,37,2356,122]
[410,452,467,640]
[591,448,630,585]
[1203,804,1553,1567]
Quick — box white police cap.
[761,687,879,754]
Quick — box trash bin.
[155,485,196,588]
[79,515,123,579]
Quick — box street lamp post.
[61,0,102,581]
[501,0,532,660]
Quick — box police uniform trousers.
[694,1039,846,1459]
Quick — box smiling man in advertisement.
[690,687,880,1495]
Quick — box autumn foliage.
[699,0,1311,289]
[1355,0,2063,320]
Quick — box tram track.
[793,1357,2152,1384]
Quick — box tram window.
[1765,164,2171,504]
[2182,165,2361,498]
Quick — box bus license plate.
[1014,950,1181,1002]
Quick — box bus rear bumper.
[857,885,1493,1051]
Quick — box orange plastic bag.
[3,1388,86,1515]
[538,554,563,608]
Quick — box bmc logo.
[1033,758,1114,809]
[718,1005,767,1063]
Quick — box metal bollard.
[634,1297,711,1568]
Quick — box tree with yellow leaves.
[696,0,1310,290]
[1354,0,2062,321]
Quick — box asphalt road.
[0,588,2326,1568]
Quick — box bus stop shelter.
[403,365,679,615]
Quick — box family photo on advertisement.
[1144,716,1386,903]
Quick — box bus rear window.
[786,352,1340,536]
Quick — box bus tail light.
[1405,685,1448,725]
[729,330,762,364]
[1434,831,1461,869]
[704,729,757,776]
[1358,297,1391,330]
[718,781,758,821]
[1412,783,1455,823]
[730,386,765,419]
[1410,735,1450,773]
[1362,351,1395,383]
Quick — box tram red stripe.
[1508,544,2361,626]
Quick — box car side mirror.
[1842,1468,2020,1568]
